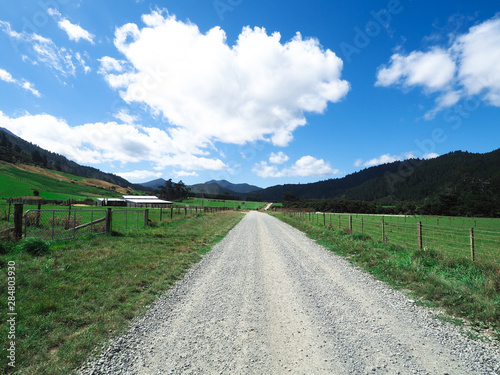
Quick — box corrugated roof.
[125,199,172,204]
[122,195,159,200]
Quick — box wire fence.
[24,209,107,241]
[7,205,231,242]
[281,210,500,266]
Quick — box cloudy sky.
[0,0,499,187]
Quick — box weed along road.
[80,212,499,374]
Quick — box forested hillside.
[259,149,500,217]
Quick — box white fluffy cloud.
[376,48,456,91]
[173,170,199,177]
[101,10,349,150]
[376,16,500,117]
[253,155,339,178]
[269,151,289,164]
[115,170,163,181]
[48,8,95,43]
[454,17,500,106]
[0,68,40,97]
[356,152,416,168]
[0,111,226,172]
[354,151,438,168]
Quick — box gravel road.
[80,211,499,374]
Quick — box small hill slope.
[0,161,127,200]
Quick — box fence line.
[4,204,232,242]
[281,210,500,266]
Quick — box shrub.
[0,241,10,255]
[19,238,51,256]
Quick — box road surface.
[80,211,499,374]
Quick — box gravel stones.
[79,212,499,374]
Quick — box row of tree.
[283,189,500,218]
[155,179,190,201]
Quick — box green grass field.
[178,197,266,210]
[0,162,124,201]
[0,210,244,374]
[288,212,500,266]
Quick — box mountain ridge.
[204,179,261,194]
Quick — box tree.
[157,179,189,201]
[31,150,44,166]
[282,191,299,203]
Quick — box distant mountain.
[205,180,262,194]
[188,182,237,196]
[257,149,500,217]
[0,128,144,191]
[139,178,261,199]
[139,178,167,190]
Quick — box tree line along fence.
[1,204,232,242]
[281,210,500,266]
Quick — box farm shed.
[97,198,127,207]
[121,195,173,208]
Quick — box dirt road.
[80,211,499,374]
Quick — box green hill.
[0,128,143,190]
[0,161,128,201]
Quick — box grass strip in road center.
[271,212,500,342]
[0,211,244,375]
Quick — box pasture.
[0,162,126,201]
[178,197,266,210]
[273,211,500,338]
[285,211,500,266]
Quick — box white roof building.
[123,196,172,207]
[98,196,172,207]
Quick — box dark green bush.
[19,237,51,256]
[0,241,10,255]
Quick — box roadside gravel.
[79,211,499,374]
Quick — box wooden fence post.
[13,204,23,240]
[323,213,326,227]
[338,215,341,230]
[382,218,386,244]
[171,206,173,221]
[36,202,41,227]
[361,217,364,234]
[470,228,475,261]
[349,215,352,233]
[144,209,149,227]
[417,222,423,250]
[106,208,112,233]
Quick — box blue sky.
[0,0,499,188]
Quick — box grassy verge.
[272,212,500,340]
[0,211,243,374]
